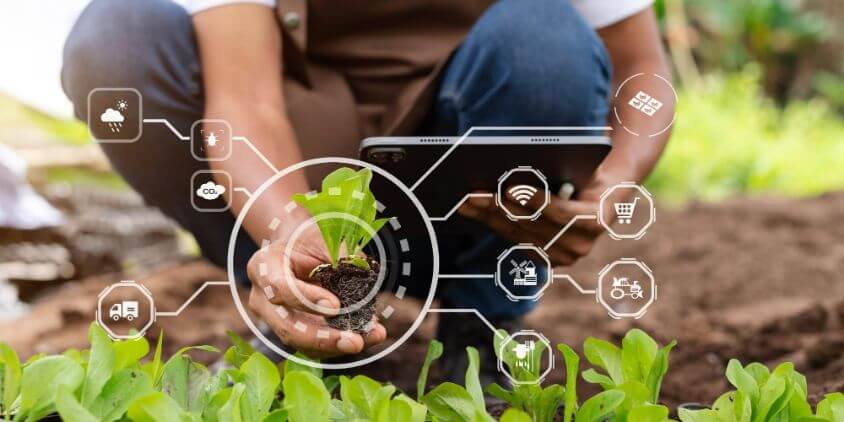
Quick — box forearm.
[193,4,311,244]
[205,101,311,244]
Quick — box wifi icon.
[508,185,538,205]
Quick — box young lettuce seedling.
[292,167,391,332]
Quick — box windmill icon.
[509,259,537,286]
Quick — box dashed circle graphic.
[226,157,439,370]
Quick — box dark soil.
[311,258,380,333]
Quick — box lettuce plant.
[415,341,495,421]
[486,330,565,422]
[292,167,390,269]
[679,360,844,422]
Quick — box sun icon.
[115,99,129,111]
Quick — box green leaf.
[339,375,384,417]
[128,391,196,422]
[89,368,154,422]
[393,394,427,422]
[501,408,533,422]
[18,355,84,421]
[465,347,485,411]
[240,352,281,419]
[55,385,98,422]
[558,343,580,422]
[113,335,150,372]
[417,340,443,401]
[628,404,670,422]
[262,409,288,422]
[218,383,245,422]
[621,329,659,384]
[0,342,22,419]
[583,337,624,387]
[142,331,165,384]
[82,322,116,407]
[582,369,615,391]
[614,381,652,419]
[292,167,391,266]
[422,382,482,422]
[678,408,721,422]
[726,360,760,407]
[645,340,676,403]
[282,353,322,384]
[283,371,330,422]
[224,331,256,368]
[485,383,516,407]
[534,384,565,422]
[816,392,844,420]
[160,354,215,413]
[574,389,625,422]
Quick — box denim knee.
[441,0,612,126]
[62,0,195,120]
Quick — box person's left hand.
[457,178,617,266]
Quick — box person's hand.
[246,224,387,358]
[458,176,621,266]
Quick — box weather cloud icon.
[100,108,125,133]
[196,181,226,200]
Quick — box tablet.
[360,135,611,229]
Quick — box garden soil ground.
[3,192,843,408]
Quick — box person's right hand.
[246,225,387,358]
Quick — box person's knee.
[62,0,191,118]
[455,0,612,124]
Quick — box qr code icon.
[628,91,663,117]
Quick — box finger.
[250,289,365,357]
[250,251,341,315]
[363,320,387,347]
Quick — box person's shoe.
[435,309,522,387]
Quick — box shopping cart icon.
[614,197,640,224]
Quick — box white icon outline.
[96,280,156,340]
[87,88,143,143]
[597,258,657,319]
[496,167,550,221]
[191,119,233,161]
[497,330,554,386]
[598,182,655,240]
[495,244,552,301]
[191,170,233,212]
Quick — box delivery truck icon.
[110,301,140,321]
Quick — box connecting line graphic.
[155,281,231,317]
[143,118,189,141]
[429,193,494,222]
[141,119,279,174]
[543,214,597,250]
[234,187,252,198]
[439,273,495,279]
[428,308,505,338]
[232,136,279,173]
[551,273,596,295]
[409,126,613,192]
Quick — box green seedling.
[292,167,390,270]
[679,360,844,422]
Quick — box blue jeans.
[62,0,611,321]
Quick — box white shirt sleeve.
[570,0,654,28]
[174,0,276,15]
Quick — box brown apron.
[275,0,493,164]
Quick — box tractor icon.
[610,277,643,300]
[109,301,140,321]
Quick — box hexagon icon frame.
[598,182,655,240]
[96,280,156,340]
[496,167,550,221]
[596,258,657,319]
[497,330,554,386]
[496,244,552,301]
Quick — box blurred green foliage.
[645,67,844,202]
